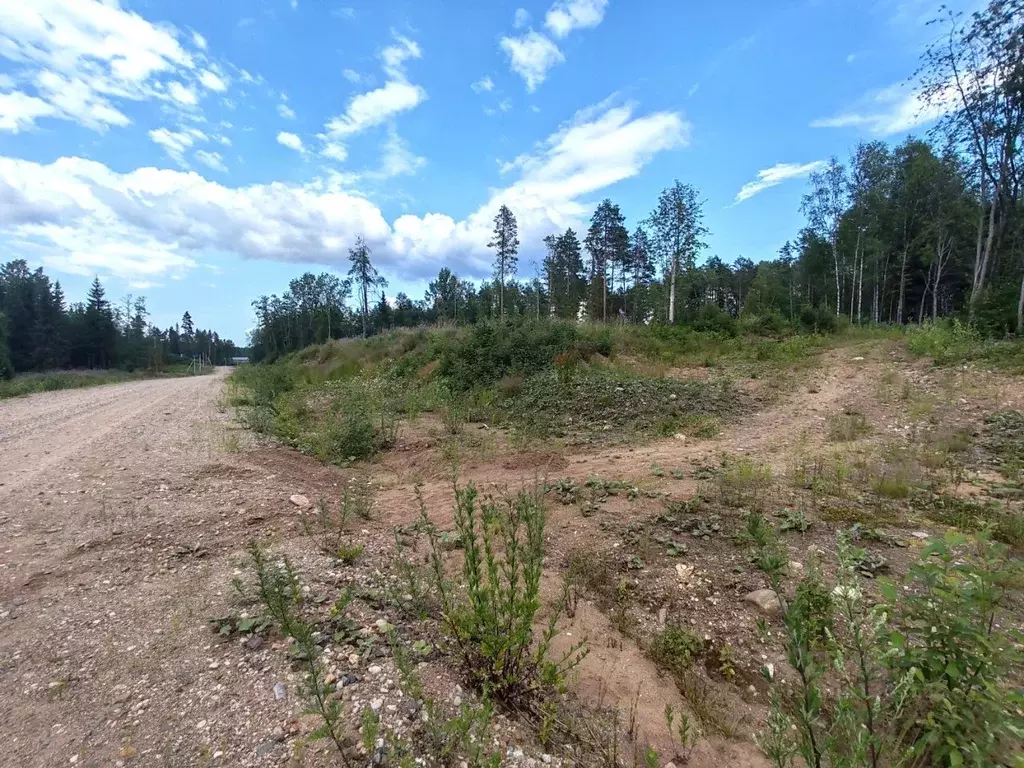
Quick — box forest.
[248,1,1023,363]
[0,260,237,380]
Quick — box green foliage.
[240,541,355,764]
[757,530,1024,768]
[424,482,587,704]
[718,455,773,507]
[437,319,586,391]
[0,311,12,380]
[649,627,705,674]
[301,480,374,557]
[0,367,199,400]
[882,531,1024,766]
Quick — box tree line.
[248,2,1022,362]
[0,260,237,380]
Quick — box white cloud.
[333,7,356,19]
[195,150,227,172]
[514,8,532,28]
[277,131,304,151]
[0,99,687,282]
[192,31,208,50]
[500,31,565,92]
[215,134,232,146]
[471,76,495,93]
[167,81,199,106]
[375,129,426,178]
[734,161,827,203]
[0,0,202,132]
[324,81,425,137]
[319,34,426,160]
[380,35,421,79]
[278,103,297,119]
[0,91,58,133]
[811,81,958,136]
[199,69,229,92]
[343,69,362,84]
[545,0,608,38]
[148,126,207,164]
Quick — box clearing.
[1,335,1022,767]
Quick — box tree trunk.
[361,282,368,338]
[1017,270,1024,335]
[499,262,505,319]
[850,230,861,323]
[858,249,865,324]
[668,258,677,324]
[832,235,841,316]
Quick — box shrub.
[799,305,840,334]
[437,320,583,391]
[424,483,587,704]
[757,531,1024,768]
[689,304,738,336]
[649,627,705,674]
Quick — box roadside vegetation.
[0,362,215,400]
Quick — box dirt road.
[0,371,315,767]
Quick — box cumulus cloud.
[734,161,826,203]
[0,100,688,283]
[545,0,608,38]
[514,8,532,28]
[278,103,297,119]
[277,131,304,151]
[343,69,362,84]
[500,31,565,92]
[811,81,958,136]
[0,0,208,132]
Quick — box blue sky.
[0,0,973,342]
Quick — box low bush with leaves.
[302,478,374,558]
[423,482,588,706]
[756,530,1024,768]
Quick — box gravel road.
[0,371,320,767]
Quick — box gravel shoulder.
[0,370,316,767]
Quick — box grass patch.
[826,411,872,442]
[0,364,206,399]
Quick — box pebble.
[273,682,287,701]
[368,665,382,676]
[289,494,310,509]
[370,698,384,712]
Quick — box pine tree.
[584,199,629,321]
[348,236,387,337]
[85,277,116,368]
[488,204,519,318]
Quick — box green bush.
[689,304,738,336]
[757,531,1024,768]
[437,320,586,391]
[424,483,587,703]
[799,305,840,334]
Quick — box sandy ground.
[0,371,315,767]
[2,348,1018,768]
